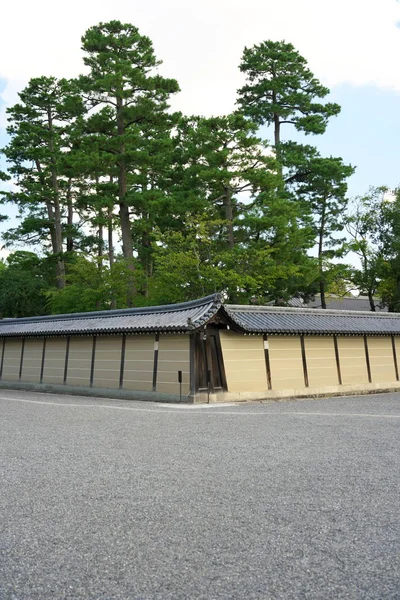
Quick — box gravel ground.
[0,389,399,600]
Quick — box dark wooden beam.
[0,338,5,380]
[119,334,126,389]
[263,334,272,390]
[19,338,25,380]
[333,335,342,385]
[40,337,46,383]
[300,335,309,388]
[391,335,399,381]
[152,333,160,392]
[90,336,97,387]
[364,335,372,383]
[63,336,70,384]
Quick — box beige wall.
[123,335,154,392]
[1,338,23,381]
[66,337,92,387]
[367,336,396,383]
[93,335,122,389]
[336,337,369,385]
[42,338,67,384]
[157,334,190,395]
[20,338,43,383]
[268,336,305,390]
[305,336,339,388]
[220,331,267,393]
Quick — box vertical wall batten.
[40,337,46,383]
[364,335,372,383]
[300,335,309,387]
[392,335,399,381]
[263,334,272,390]
[333,335,342,385]
[152,333,160,392]
[189,334,195,395]
[19,338,25,380]
[63,336,70,384]
[90,337,96,387]
[119,334,126,389]
[0,338,5,379]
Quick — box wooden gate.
[194,328,227,394]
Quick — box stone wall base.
[194,381,400,403]
[1,379,400,405]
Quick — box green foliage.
[237,40,340,138]
[0,252,51,317]
[47,256,147,314]
[0,25,362,314]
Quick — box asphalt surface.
[0,390,399,600]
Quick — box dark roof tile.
[0,294,222,337]
[224,305,400,335]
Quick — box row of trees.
[0,21,399,317]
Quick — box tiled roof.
[0,294,222,337]
[224,305,400,336]
[1,294,400,338]
[287,295,388,312]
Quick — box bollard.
[178,370,182,403]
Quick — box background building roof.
[286,295,387,312]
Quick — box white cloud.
[1,0,400,119]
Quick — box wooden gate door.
[194,329,227,393]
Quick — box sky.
[1,0,400,253]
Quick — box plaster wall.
[156,335,190,395]
[219,331,267,393]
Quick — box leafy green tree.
[345,188,389,311]
[1,77,84,287]
[237,40,340,148]
[47,255,146,314]
[79,20,180,304]
[295,155,355,308]
[173,113,277,249]
[0,252,52,317]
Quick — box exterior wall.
[42,338,67,384]
[2,329,400,403]
[268,336,305,390]
[123,335,154,392]
[1,338,23,381]
[93,335,122,390]
[157,334,190,395]
[65,337,93,387]
[219,331,267,393]
[367,336,397,383]
[304,336,339,388]
[336,337,369,385]
[20,338,43,383]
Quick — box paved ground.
[0,390,399,600]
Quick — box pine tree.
[79,20,180,305]
[1,77,84,288]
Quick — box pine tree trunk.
[318,198,327,309]
[98,212,104,271]
[107,177,115,269]
[368,291,376,311]
[35,160,57,254]
[116,96,135,306]
[47,108,65,289]
[66,180,73,253]
[224,188,235,249]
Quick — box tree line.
[0,21,399,317]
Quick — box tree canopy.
[0,23,397,315]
